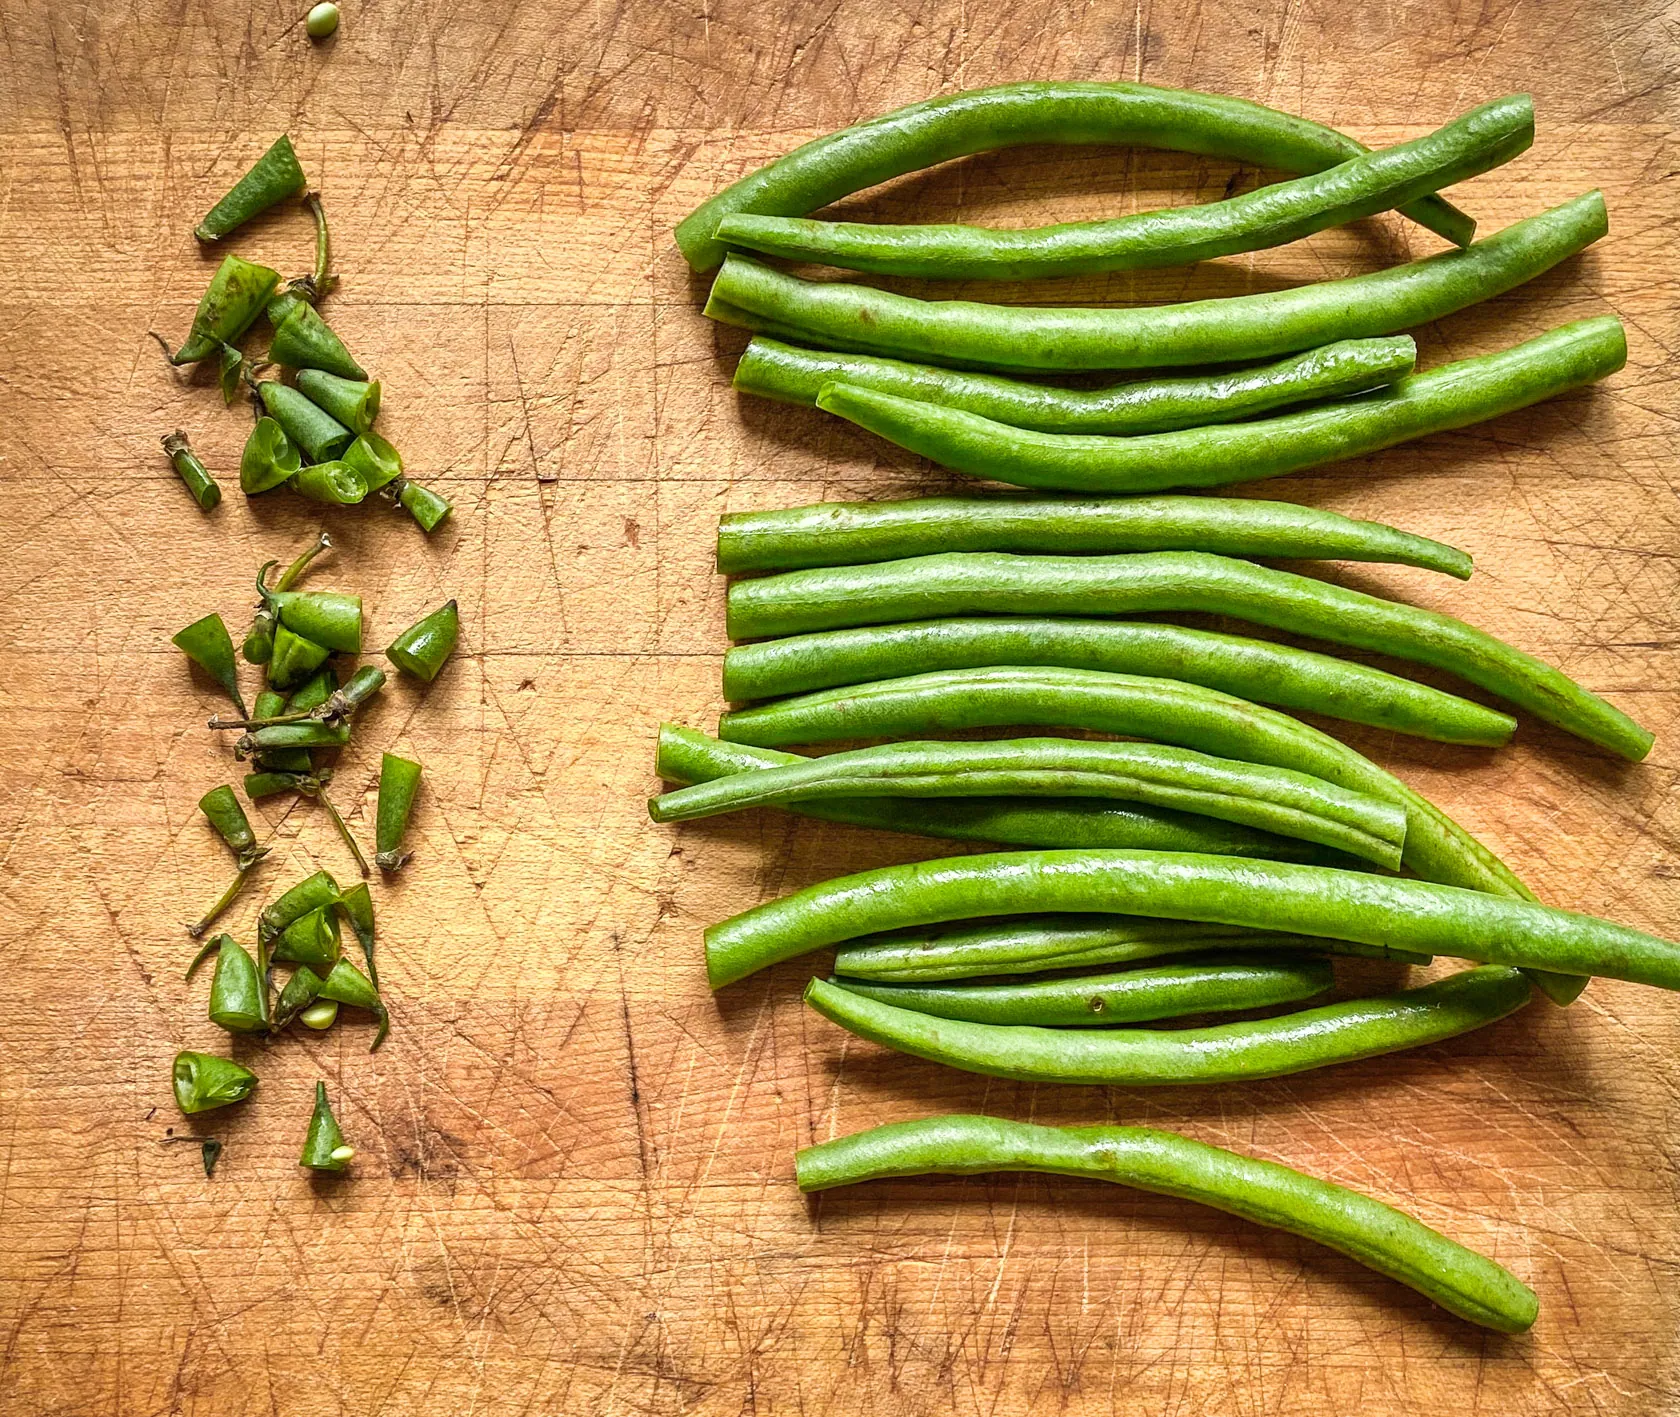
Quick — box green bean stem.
[724,618,1514,747]
[706,849,1680,990]
[657,723,1345,863]
[832,952,1334,1025]
[715,96,1531,280]
[794,1115,1538,1333]
[703,194,1606,371]
[675,81,1477,270]
[718,490,1465,576]
[833,915,1430,983]
[651,736,1408,868]
[726,552,1651,761]
[812,317,1626,492]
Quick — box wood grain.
[1,1,1678,1411]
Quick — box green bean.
[657,724,1348,863]
[832,952,1334,1025]
[794,1115,1537,1333]
[652,736,1408,867]
[675,81,1476,271]
[703,193,1606,371]
[833,915,1430,982]
[812,318,1626,492]
[735,338,1422,438]
[715,97,1531,280]
[718,491,1466,576]
[805,966,1529,1084]
[194,135,307,243]
[724,618,1513,747]
[726,552,1651,761]
[706,848,1680,990]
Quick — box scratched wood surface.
[1,1,1678,1412]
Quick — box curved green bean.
[704,194,1606,371]
[831,952,1334,1025]
[725,552,1651,761]
[651,736,1408,867]
[794,1114,1538,1333]
[805,966,1530,1083]
[675,81,1476,271]
[657,723,1342,863]
[833,915,1430,982]
[813,317,1626,492]
[723,618,1514,746]
[717,491,1465,576]
[705,848,1680,989]
[715,97,1530,280]
[735,337,1421,437]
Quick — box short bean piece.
[794,1114,1538,1333]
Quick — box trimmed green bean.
[657,723,1343,863]
[256,382,353,463]
[195,135,307,242]
[833,952,1334,1025]
[704,194,1606,371]
[726,552,1651,761]
[718,491,1465,577]
[652,736,1408,867]
[706,848,1679,990]
[805,966,1529,1083]
[834,915,1430,983]
[723,618,1514,746]
[813,317,1626,492]
[715,97,1531,280]
[675,81,1476,271]
[735,338,1421,437]
[794,1114,1538,1333]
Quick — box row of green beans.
[664,79,1649,1331]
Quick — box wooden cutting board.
[2,1,1677,1411]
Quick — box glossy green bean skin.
[651,736,1408,867]
[805,966,1529,1084]
[718,492,1466,577]
[716,664,1537,909]
[715,97,1531,280]
[814,317,1626,492]
[674,81,1476,271]
[656,724,1342,863]
[735,337,1421,437]
[704,194,1605,371]
[726,552,1652,761]
[706,849,1680,990]
[834,914,1429,982]
[795,1115,1538,1333]
[833,952,1334,1025]
[724,618,1513,747]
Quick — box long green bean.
[651,736,1408,867]
[705,848,1679,990]
[722,618,1514,746]
[657,724,1342,862]
[734,337,1422,436]
[805,966,1531,1082]
[832,952,1335,1025]
[703,193,1607,371]
[811,318,1626,492]
[714,96,1532,280]
[795,1115,1538,1333]
[724,552,1652,761]
[833,915,1431,982]
[674,81,1477,270]
[717,492,1467,576]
